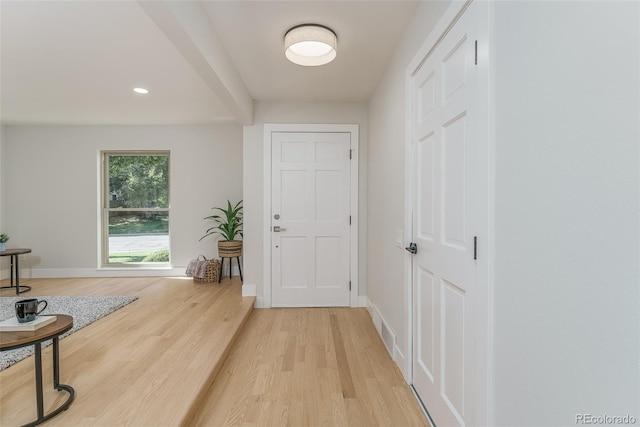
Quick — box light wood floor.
[0,276,254,426]
[0,277,428,426]
[192,308,429,427]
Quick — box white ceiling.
[0,0,419,126]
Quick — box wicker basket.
[193,256,221,283]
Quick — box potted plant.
[0,233,8,252]
[200,200,243,257]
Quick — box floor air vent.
[380,321,395,356]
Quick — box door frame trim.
[263,123,359,308]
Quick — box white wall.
[491,1,639,425]
[1,125,242,278]
[0,125,4,241]
[367,0,451,375]
[243,100,368,306]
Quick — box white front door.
[410,1,488,426]
[271,131,351,307]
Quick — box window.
[102,152,170,265]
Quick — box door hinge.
[474,40,478,65]
[473,236,478,260]
[349,215,352,225]
[349,149,353,160]
[349,281,352,291]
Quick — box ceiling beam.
[139,1,253,125]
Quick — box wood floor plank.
[192,307,429,427]
[329,314,357,399]
[0,276,253,427]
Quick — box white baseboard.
[368,299,396,356]
[366,297,375,318]
[16,267,186,278]
[242,283,256,297]
[395,344,410,382]
[366,297,411,382]
[0,265,244,280]
[368,298,383,334]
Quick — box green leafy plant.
[0,233,9,243]
[200,200,243,242]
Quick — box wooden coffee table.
[0,315,75,426]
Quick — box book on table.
[0,315,57,332]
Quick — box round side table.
[0,314,75,426]
[0,248,33,294]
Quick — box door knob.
[405,242,417,254]
[273,226,287,232]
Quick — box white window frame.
[101,150,171,267]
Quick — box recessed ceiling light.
[284,24,337,66]
[133,87,149,94]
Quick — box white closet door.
[411,2,488,425]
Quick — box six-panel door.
[271,132,351,307]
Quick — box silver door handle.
[273,226,287,232]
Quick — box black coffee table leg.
[10,255,15,287]
[1,254,31,295]
[52,337,75,407]
[15,255,19,290]
[34,343,45,423]
[22,338,75,427]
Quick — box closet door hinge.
[473,236,478,260]
[349,149,353,159]
[349,281,352,291]
[474,40,478,65]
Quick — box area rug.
[0,295,138,370]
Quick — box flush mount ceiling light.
[284,24,337,66]
[133,87,149,94]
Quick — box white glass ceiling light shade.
[284,24,337,66]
